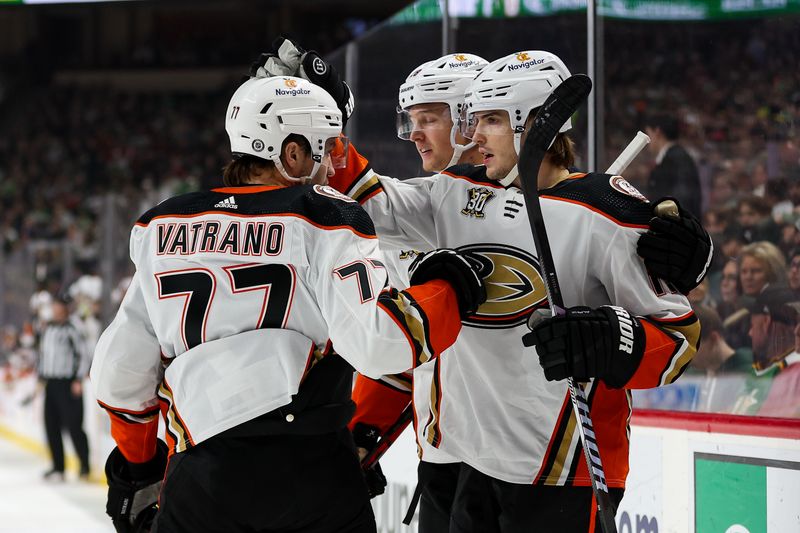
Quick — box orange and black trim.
[628,312,700,389]
[98,400,160,463]
[157,379,195,454]
[377,288,427,367]
[380,371,413,393]
[533,389,579,485]
[440,166,504,189]
[349,373,412,434]
[328,141,379,203]
[377,280,461,369]
[424,357,445,448]
[135,178,377,239]
[540,172,653,229]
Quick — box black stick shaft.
[361,403,413,470]
[517,74,618,533]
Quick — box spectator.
[789,248,800,297]
[708,172,739,211]
[716,258,751,350]
[37,298,91,481]
[736,195,781,244]
[720,225,747,265]
[644,113,702,217]
[689,305,753,412]
[738,241,787,298]
[746,286,800,418]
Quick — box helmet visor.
[396,103,453,141]
[326,135,350,170]
[459,108,517,140]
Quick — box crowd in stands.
[0,16,799,418]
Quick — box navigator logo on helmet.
[461,50,572,186]
[225,76,345,183]
[396,53,489,170]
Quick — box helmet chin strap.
[443,126,475,169]
[273,155,318,185]
[497,132,523,187]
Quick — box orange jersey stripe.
[626,320,682,389]
[349,374,412,434]
[211,185,285,194]
[540,195,650,229]
[329,141,371,196]
[402,279,462,357]
[135,211,378,241]
[108,413,159,464]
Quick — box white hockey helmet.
[226,76,345,183]
[396,53,488,169]
[461,51,572,185]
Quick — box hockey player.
[250,46,492,518]
[253,40,711,532]
[89,76,486,533]
[330,52,701,531]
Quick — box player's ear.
[281,140,304,176]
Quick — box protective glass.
[396,103,453,140]
[458,108,516,140]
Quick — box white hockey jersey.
[336,154,700,487]
[90,184,463,460]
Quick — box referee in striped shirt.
[38,297,91,481]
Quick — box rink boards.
[2,374,798,533]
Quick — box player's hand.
[637,197,713,295]
[250,36,355,126]
[352,423,387,499]
[409,249,487,318]
[249,51,294,78]
[523,306,644,388]
[272,36,354,126]
[105,440,168,533]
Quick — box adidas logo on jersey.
[214,196,238,209]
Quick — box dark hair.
[222,134,311,186]
[525,109,575,169]
[644,113,680,141]
[549,133,575,169]
[738,195,772,217]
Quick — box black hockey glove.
[408,248,487,318]
[249,36,355,126]
[522,306,645,388]
[352,423,387,499]
[105,440,168,533]
[637,197,713,295]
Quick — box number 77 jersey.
[90,184,463,459]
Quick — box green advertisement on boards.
[694,453,800,533]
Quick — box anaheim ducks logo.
[516,52,531,62]
[453,54,468,62]
[609,175,647,202]
[284,78,298,88]
[458,243,548,328]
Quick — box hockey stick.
[361,403,414,470]
[605,130,649,176]
[603,131,679,222]
[517,74,618,533]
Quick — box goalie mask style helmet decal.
[462,51,572,186]
[397,53,488,170]
[226,76,345,183]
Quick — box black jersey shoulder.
[441,164,503,188]
[542,172,653,226]
[296,185,376,236]
[136,186,376,236]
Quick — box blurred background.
[0,1,799,531]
